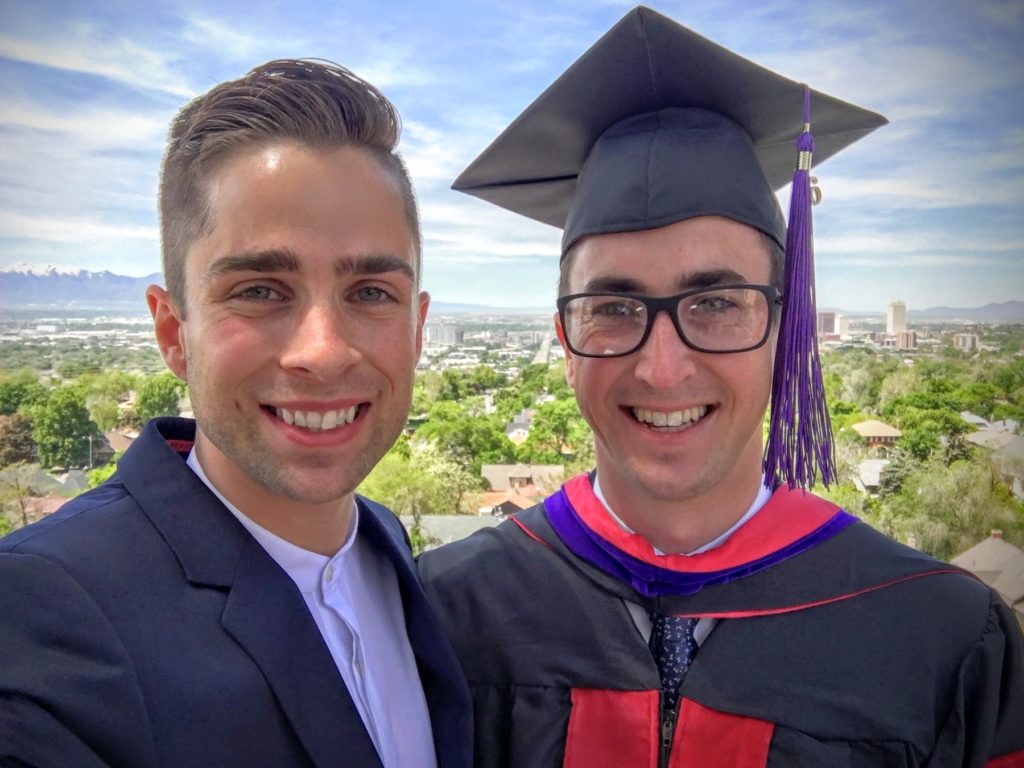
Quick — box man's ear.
[554,311,577,388]
[146,285,188,380]
[415,291,430,359]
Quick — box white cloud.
[0,99,168,149]
[0,27,192,98]
[0,211,157,244]
[181,16,264,62]
[420,198,561,263]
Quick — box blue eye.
[695,296,736,312]
[356,286,389,302]
[593,300,634,317]
[237,285,284,301]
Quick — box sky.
[0,0,1022,313]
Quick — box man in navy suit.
[0,59,471,768]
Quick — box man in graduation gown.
[418,8,1024,767]
[0,60,471,768]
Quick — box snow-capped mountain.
[0,263,162,308]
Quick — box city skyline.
[1,0,1022,312]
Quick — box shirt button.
[325,564,335,581]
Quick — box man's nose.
[632,309,699,387]
[279,302,362,379]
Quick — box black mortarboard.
[453,6,888,491]
[453,5,886,255]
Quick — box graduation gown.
[419,473,1024,768]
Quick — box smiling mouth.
[631,405,709,432]
[267,405,364,431]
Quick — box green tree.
[416,400,515,477]
[466,365,507,394]
[88,455,121,488]
[358,442,480,553]
[0,413,37,465]
[882,457,1023,561]
[72,370,137,431]
[0,373,48,415]
[30,389,101,469]
[521,398,590,463]
[878,448,916,497]
[0,463,50,530]
[86,397,122,432]
[136,373,184,423]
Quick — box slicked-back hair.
[159,58,420,313]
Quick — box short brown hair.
[159,59,420,312]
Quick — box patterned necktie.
[648,611,700,708]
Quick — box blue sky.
[1,0,1022,312]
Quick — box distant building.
[481,463,564,495]
[951,531,1024,627]
[954,333,979,352]
[402,515,500,549]
[835,313,850,338]
[853,458,890,496]
[895,330,917,350]
[476,490,537,519]
[816,311,836,336]
[960,411,990,429]
[886,300,907,334]
[425,324,464,346]
[851,419,902,452]
[966,428,1016,452]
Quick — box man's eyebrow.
[334,253,415,280]
[202,250,415,280]
[205,250,300,278]
[580,268,748,294]
[581,276,646,293]
[677,268,748,290]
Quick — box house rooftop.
[951,531,1024,626]
[851,419,902,438]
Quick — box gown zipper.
[659,691,682,768]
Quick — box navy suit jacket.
[0,418,472,768]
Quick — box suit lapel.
[357,499,473,768]
[122,419,384,768]
[221,536,383,768]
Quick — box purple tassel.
[764,87,837,490]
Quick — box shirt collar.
[592,473,772,556]
[186,448,358,593]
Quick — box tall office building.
[836,314,850,338]
[887,300,907,334]
[816,311,837,336]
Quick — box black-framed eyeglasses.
[556,284,783,358]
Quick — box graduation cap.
[453,6,887,491]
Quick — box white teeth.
[274,406,360,431]
[632,405,708,430]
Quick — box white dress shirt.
[187,451,437,768]
[592,475,772,646]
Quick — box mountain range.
[2,263,1023,321]
[0,263,547,315]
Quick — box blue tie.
[648,612,699,708]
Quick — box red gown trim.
[562,473,840,573]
